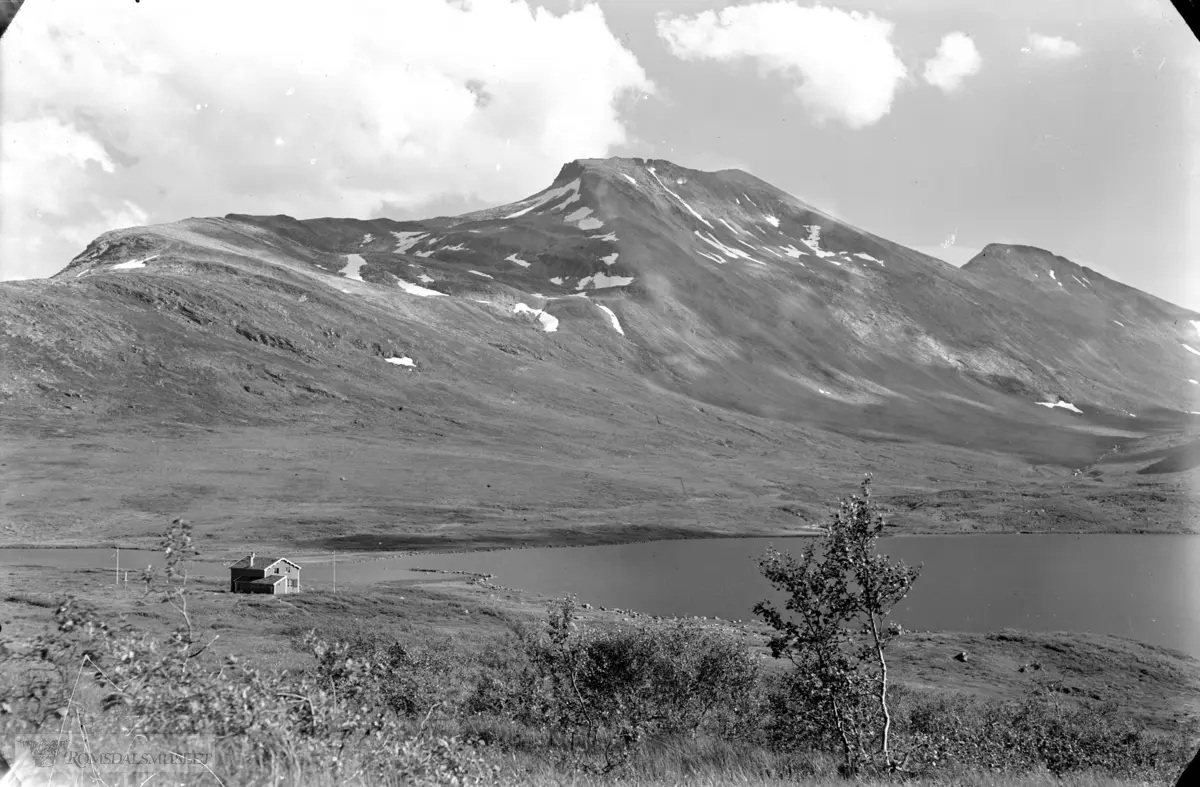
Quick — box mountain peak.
[961,243,1098,281]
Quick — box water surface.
[399,534,1200,658]
[4,535,1197,658]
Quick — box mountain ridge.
[3,155,1197,549]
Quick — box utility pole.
[115,548,120,586]
[333,554,337,593]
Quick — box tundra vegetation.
[1,496,1195,787]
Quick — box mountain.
[2,157,1198,550]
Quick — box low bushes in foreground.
[1,589,1193,785]
[1,516,1195,786]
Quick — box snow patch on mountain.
[505,178,581,219]
[391,231,429,253]
[1037,400,1083,414]
[1072,275,1088,287]
[601,252,619,266]
[1189,379,1198,384]
[417,274,435,284]
[1112,320,1124,327]
[1049,270,1057,281]
[696,231,764,264]
[360,234,374,245]
[648,166,713,228]
[698,251,725,265]
[576,272,634,290]
[696,231,739,260]
[385,357,415,367]
[1182,343,1200,357]
[112,255,159,270]
[763,247,784,258]
[396,279,446,297]
[438,243,467,252]
[719,218,745,236]
[764,215,780,228]
[505,253,531,268]
[564,206,604,231]
[854,252,882,265]
[782,245,805,259]
[801,226,836,258]
[623,174,638,186]
[590,232,618,242]
[513,303,558,332]
[339,254,366,281]
[1191,320,1200,339]
[414,250,436,258]
[468,270,493,279]
[594,302,624,335]
[550,193,581,212]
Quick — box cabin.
[229,553,301,594]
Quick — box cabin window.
[274,567,280,574]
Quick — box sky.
[2,0,1198,309]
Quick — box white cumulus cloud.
[656,2,907,129]
[0,0,651,280]
[1022,34,1084,60]
[922,33,982,93]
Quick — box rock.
[953,651,969,662]
[581,603,592,610]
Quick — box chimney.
[250,551,256,566]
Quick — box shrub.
[468,597,760,774]
[0,519,497,786]
[891,683,1191,781]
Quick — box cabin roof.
[229,555,302,570]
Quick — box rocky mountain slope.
[2,157,1197,548]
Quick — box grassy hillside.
[2,551,1197,786]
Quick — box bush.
[0,520,497,786]
[891,683,1190,781]
[467,597,760,773]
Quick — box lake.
[3,534,1198,658]
[394,534,1200,659]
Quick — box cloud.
[1022,34,1083,61]
[656,2,907,129]
[922,33,982,93]
[0,0,651,280]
